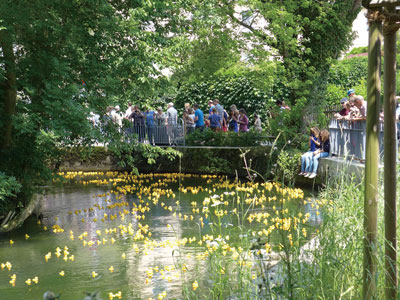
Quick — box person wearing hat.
[347,89,355,99]
[334,98,350,119]
[339,98,349,116]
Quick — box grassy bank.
[264,172,399,299]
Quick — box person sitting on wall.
[305,129,330,179]
[299,127,320,176]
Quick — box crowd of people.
[88,99,264,145]
[183,99,262,134]
[334,89,367,121]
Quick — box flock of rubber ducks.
[1,172,318,299]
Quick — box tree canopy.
[0,0,189,211]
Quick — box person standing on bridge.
[237,108,249,132]
[194,103,205,131]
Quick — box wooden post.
[383,7,398,299]
[363,9,382,300]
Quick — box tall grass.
[271,168,400,300]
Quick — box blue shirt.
[145,111,155,126]
[310,134,320,152]
[195,109,204,126]
[208,114,221,128]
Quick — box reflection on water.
[0,174,319,299]
[0,177,214,299]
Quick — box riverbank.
[59,146,368,185]
[59,146,272,177]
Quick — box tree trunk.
[0,29,17,151]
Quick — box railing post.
[363,8,382,300]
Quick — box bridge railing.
[328,119,384,161]
[124,119,186,146]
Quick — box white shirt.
[167,106,178,124]
[125,106,133,118]
[111,110,123,127]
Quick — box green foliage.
[175,76,274,120]
[0,0,363,220]
[327,56,368,89]
[0,0,192,215]
[185,130,268,147]
[0,172,21,212]
[347,46,368,56]
[166,0,361,143]
[105,126,181,174]
[276,149,302,186]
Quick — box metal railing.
[124,119,186,146]
[324,104,342,120]
[328,119,384,160]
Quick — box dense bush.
[174,76,274,120]
[59,145,277,179]
[185,129,269,147]
[0,173,22,214]
[324,56,368,106]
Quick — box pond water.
[0,173,320,300]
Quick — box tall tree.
[167,0,362,123]
[0,0,187,213]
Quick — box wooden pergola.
[362,1,400,299]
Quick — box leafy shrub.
[185,130,269,147]
[323,56,368,106]
[174,76,274,121]
[276,149,302,186]
[0,173,21,214]
[346,46,368,56]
